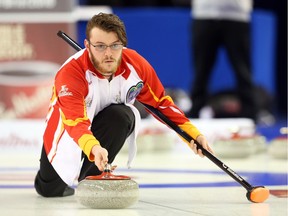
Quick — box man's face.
[85,27,123,79]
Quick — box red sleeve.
[55,60,91,140]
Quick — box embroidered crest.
[85,97,92,107]
[115,91,122,104]
[126,81,144,103]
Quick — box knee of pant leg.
[110,104,135,124]
[110,105,135,135]
[92,104,135,134]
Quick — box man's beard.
[90,50,121,77]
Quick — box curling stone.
[253,134,267,153]
[268,137,288,159]
[213,132,255,158]
[268,127,288,159]
[76,164,139,209]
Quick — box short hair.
[86,13,127,46]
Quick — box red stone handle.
[85,171,131,180]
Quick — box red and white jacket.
[43,48,201,185]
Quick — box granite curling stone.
[213,133,254,158]
[76,164,139,209]
[268,127,288,159]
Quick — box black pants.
[34,104,135,197]
[189,19,257,120]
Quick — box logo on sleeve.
[58,85,73,97]
[126,81,144,103]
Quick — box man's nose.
[104,46,113,55]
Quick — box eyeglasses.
[88,41,123,52]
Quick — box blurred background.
[79,0,287,121]
[0,0,286,157]
[0,0,286,120]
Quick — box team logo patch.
[126,81,144,103]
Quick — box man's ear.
[84,39,89,49]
